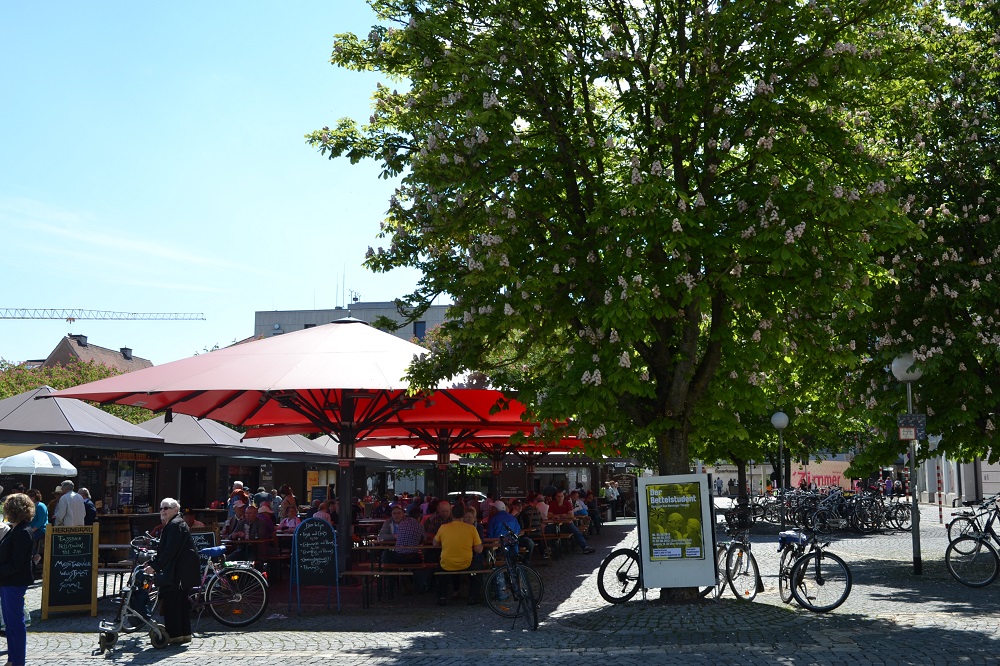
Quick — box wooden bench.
[342,569,414,608]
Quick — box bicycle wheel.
[946,537,1000,587]
[947,516,981,542]
[778,548,796,604]
[485,566,544,617]
[205,566,269,627]
[698,543,727,598]
[891,504,912,530]
[597,548,640,604]
[516,566,539,630]
[714,543,728,598]
[812,509,836,535]
[726,544,759,601]
[790,551,852,612]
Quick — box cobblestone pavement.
[14,501,1000,665]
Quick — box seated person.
[312,501,333,524]
[182,508,205,530]
[584,491,602,535]
[433,503,484,606]
[278,504,302,533]
[221,501,247,539]
[488,500,534,563]
[231,505,276,561]
[304,499,321,518]
[547,491,596,554]
[378,504,423,565]
[258,502,277,524]
[518,498,547,559]
[463,506,485,541]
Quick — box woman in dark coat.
[144,497,199,645]
[0,493,35,666]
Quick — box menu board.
[41,525,98,619]
[292,518,337,587]
[310,485,331,504]
[190,529,219,567]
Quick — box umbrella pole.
[337,431,358,578]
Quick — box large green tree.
[843,0,1000,469]
[313,0,924,475]
[0,359,147,424]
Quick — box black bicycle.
[778,530,852,612]
[483,525,542,630]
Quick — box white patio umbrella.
[0,449,77,487]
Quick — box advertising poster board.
[637,474,716,589]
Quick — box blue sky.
[0,1,425,365]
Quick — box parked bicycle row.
[742,487,912,534]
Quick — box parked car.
[447,491,488,503]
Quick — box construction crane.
[0,309,205,323]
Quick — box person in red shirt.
[546,491,595,553]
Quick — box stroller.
[97,537,167,653]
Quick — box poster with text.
[646,482,705,560]
[637,474,716,589]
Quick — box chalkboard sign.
[190,529,219,566]
[310,485,331,504]
[292,518,337,587]
[42,525,99,619]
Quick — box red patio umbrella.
[49,319,526,570]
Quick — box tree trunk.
[654,427,703,602]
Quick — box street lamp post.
[771,411,789,528]
[892,353,923,576]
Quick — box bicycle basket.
[777,530,808,549]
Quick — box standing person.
[53,480,86,527]
[715,477,724,497]
[26,490,47,575]
[0,493,35,666]
[79,488,98,525]
[144,498,199,646]
[226,481,247,518]
[605,481,620,522]
[278,485,297,519]
[46,486,62,525]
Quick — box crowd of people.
[369,481,625,606]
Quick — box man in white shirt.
[53,480,87,526]
[605,481,620,522]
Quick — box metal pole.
[778,430,785,529]
[937,457,944,525]
[907,382,922,575]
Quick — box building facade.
[254,302,450,343]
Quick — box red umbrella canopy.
[52,319,438,432]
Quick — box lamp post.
[771,411,789,528]
[892,353,923,575]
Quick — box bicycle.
[947,493,1000,544]
[483,524,543,630]
[597,538,725,603]
[945,497,1000,586]
[99,536,269,652]
[777,530,852,612]
[720,505,762,601]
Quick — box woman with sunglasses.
[144,498,199,646]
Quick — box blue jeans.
[1,585,28,665]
